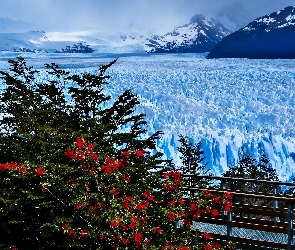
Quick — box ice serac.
[144,14,231,53]
[207,5,295,59]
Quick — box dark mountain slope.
[207,6,295,59]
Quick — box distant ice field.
[1,52,295,181]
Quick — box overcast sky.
[0,0,295,34]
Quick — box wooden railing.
[182,175,295,250]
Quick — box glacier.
[0,52,295,181]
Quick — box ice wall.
[3,52,295,181]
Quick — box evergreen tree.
[0,57,166,249]
[177,135,211,188]
[0,57,162,164]
[222,152,280,212]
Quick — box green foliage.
[0,57,162,164]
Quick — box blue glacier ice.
[0,52,295,181]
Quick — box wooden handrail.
[181,175,295,249]
[181,187,295,202]
[182,174,295,187]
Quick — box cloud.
[0,0,294,34]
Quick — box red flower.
[11,248,18,250]
[111,188,119,196]
[205,245,213,250]
[91,153,99,161]
[166,211,176,221]
[101,165,113,175]
[133,233,142,245]
[97,201,105,207]
[147,194,154,201]
[124,195,133,202]
[213,242,221,248]
[100,234,107,240]
[75,150,85,161]
[190,202,197,211]
[129,220,137,229]
[64,148,76,160]
[142,191,150,198]
[193,210,201,219]
[18,165,26,173]
[204,232,212,240]
[74,203,82,210]
[137,200,149,210]
[122,238,130,245]
[79,230,88,237]
[123,174,131,183]
[110,221,119,228]
[164,170,182,183]
[168,200,176,207]
[154,226,163,234]
[225,191,233,199]
[211,209,219,217]
[67,230,76,238]
[122,151,130,156]
[183,217,192,226]
[122,201,129,209]
[89,167,95,174]
[61,223,68,230]
[36,167,45,176]
[163,172,170,178]
[224,201,232,212]
[178,198,185,205]
[76,137,84,148]
[105,157,114,164]
[135,149,144,158]
[91,205,98,214]
[179,246,189,250]
[0,163,9,171]
[212,197,220,203]
[143,191,154,201]
[163,183,176,192]
[87,144,95,151]
[9,162,17,169]
[204,190,211,198]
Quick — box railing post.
[221,180,226,219]
[287,202,294,250]
[273,184,279,225]
[226,207,233,243]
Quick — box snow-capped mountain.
[144,14,231,53]
[0,30,146,53]
[0,31,49,52]
[207,5,295,59]
[0,14,233,54]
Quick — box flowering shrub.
[0,137,233,250]
[0,138,231,249]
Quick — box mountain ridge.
[207,5,295,59]
[144,14,231,53]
